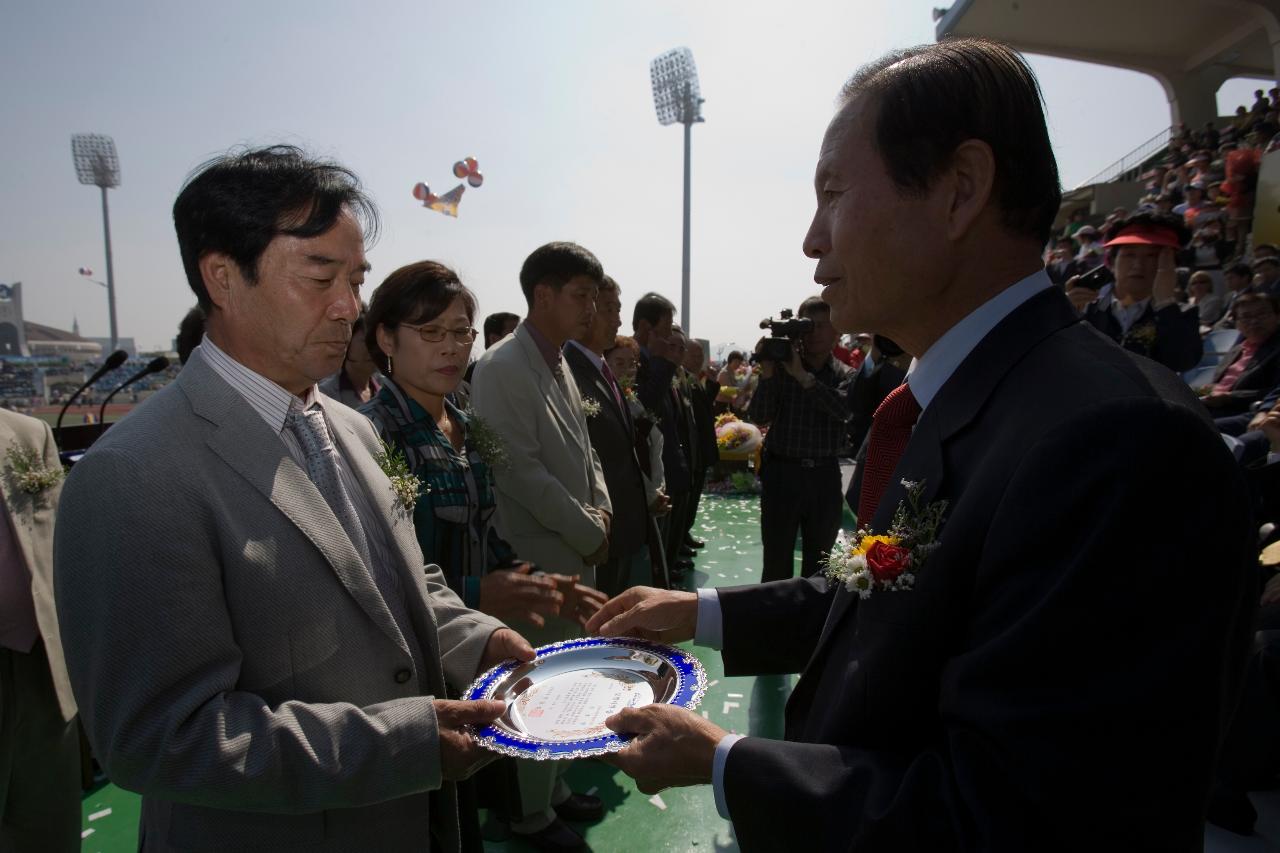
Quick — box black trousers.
[759,455,843,584]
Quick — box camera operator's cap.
[1104,221,1183,249]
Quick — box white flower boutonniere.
[5,446,64,506]
[581,397,602,419]
[822,479,947,599]
[464,410,510,469]
[375,441,422,514]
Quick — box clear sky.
[0,1,1267,355]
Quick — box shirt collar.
[522,321,563,372]
[566,339,606,372]
[907,269,1054,411]
[198,336,317,433]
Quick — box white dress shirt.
[698,268,1055,821]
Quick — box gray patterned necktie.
[286,407,400,605]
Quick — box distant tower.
[0,284,30,356]
[72,315,80,337]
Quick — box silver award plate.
[464,637,707,760]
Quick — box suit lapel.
[566,345,630,432]
[182,353,410,656]
[516,328,590,458]
[802,287,1081,671]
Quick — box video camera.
[751,309,814,364]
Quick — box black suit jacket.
[686,376,720,475]
[563,344,649,555]
[1082,297,1203,373]
[716,288,1256,851]
[1209,330,1280,416]
[638,349,690,495]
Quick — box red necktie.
[857,384,922,525]
[600,361,625,412]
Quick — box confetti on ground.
[89,808,112,821]
[82,828,95,839]
[716,573,725,578]
[723,701,740,715]
[702,711,709,719]
[586,786,598,796]
[707,679,719,688]
[649,794,668,811]
[727,693,743,699]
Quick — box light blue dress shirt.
[697,268,1055,821]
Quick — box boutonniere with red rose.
[822,479,947,599]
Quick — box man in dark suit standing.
[679,339,719,555]
[566,275,652,597]
[588,38,1255,851]
[632,293,691,580]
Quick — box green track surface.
[80,494,827,852]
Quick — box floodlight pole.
[99,186,118,351]
[681,82,693,335]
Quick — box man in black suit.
[680,339,720,555]
[587,38,1255,851]
[1203,292,1280,417]
[565,276,651,597]
[632,293,692,579]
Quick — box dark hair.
[518,242,603,304]
[837,38,1061,244]
[598,274,620,297]
[482,312,520,348]
[176,305,206,365]
[1103,211,1191,249]
[726,351,745,364]
[1227,262,1254,278]
[364,261,477,374]
[798,296,831,318]
[1235,291,1280,314]
[173,145,379,311]
[633,292,676,330]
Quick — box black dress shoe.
[554,792,605,823]
[675,558,695,571]
[679,545,697,558]
[684,536,706,549]
[512,817,589,852]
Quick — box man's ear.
[944,139,996,241]
[199,252,237,312]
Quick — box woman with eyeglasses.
[360,260,600,627]
[359,260,605,839]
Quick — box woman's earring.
[387,355,393,376]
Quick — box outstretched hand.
[584,586,698,643]
[478,627,536,673]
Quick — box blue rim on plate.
[463,637,707,760]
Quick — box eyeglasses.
[399,323,477,344]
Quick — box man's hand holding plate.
[434,698,505,781]
[602,703,725,793]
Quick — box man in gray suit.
[0,408,78,852]
[54,146,530,852]
[471,242,611,851]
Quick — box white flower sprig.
[464,410,509,469]
[6,446,63,497]
[581,398,602,418]
[374,440,422,514]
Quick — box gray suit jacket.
[0,408,75,721]
[54,348,503,852]
[471,325,609,641]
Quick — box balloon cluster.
[452,156,484,188]
[412,156,485,218]
[78,267,93,276]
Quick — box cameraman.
[748,295,854,582]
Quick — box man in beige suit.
[54,146,529,852]
[471,242,611,851]
[0,408,78,852]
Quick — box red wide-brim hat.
[1103,223,1182,249]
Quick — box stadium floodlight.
[650,47,705,334]
[71,134,120,350]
